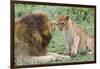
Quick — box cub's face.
[57,15,69,32]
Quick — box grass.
[48,29,66,54]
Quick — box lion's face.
[57,15,69,32]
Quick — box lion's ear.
[65,16,69,20]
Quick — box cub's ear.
[65,16,69,20]
[56,15,59,19]
[56,15,62,20]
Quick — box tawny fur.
[57,15,94,56]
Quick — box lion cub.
[57,15,94,56]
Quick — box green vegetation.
[15,4,95,63]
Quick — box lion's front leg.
[32,55,56,64]
[32,52,70,64]
[48,52,70,61]
[15,55,56,65]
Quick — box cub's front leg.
[69,35,80,56]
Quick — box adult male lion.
[57,15,94,56]
[15,13,70,65]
